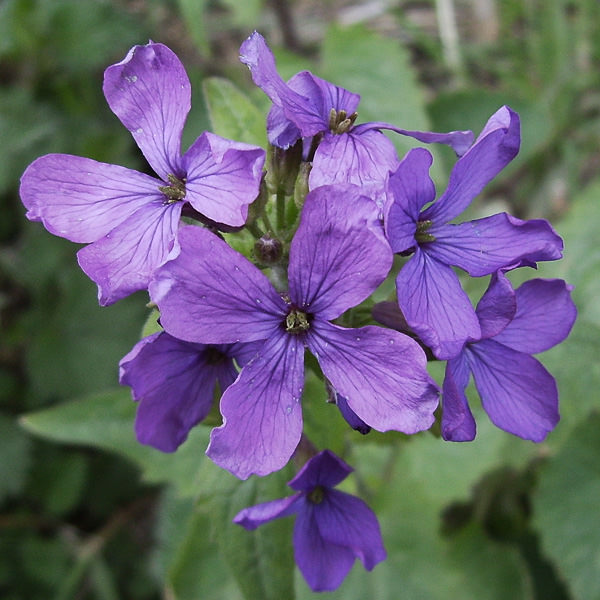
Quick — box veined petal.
[289,449,352,492]
[428,213,563,276]
[239,32,327,137]
[233,494,303,529]
[353,121,474,156]
[206,333,305,479]
[441,354,476,441]
[317,490,387,570]
[119,332,238,452]
[294,504,356,592]
[493,278,577,354]
[267,104,301,148]
[20,154,164,243]
[475,270,516,340]
[309,130,399,206]
[182,132,265,227]
[103,42,190,180]
[77,200,182,305]
[308,321,439,434]
[150,226,286,344]
[423,106,520,224]
[467,340,560,441]
[396,249,480,359]
[288,185,392,320]
[384,148,436,254]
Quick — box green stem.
[276,190,286,233]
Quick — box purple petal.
[467,340,560,441]
[77,200,182,305]
[288,185,392,320]
[493,278,577,354]
[119,332,238,452]
[336,394,372,434]
[267,103,302,149]
[308,321,439,434]
[353,121,474,156]
[103,42,190,181]
[206,332,305,479]
[293,503,356,592]
[384,148,436,254]
[475,270,516,340]
[289,449,352,492]
[233,494,302,529]
[441,354,476,441]
[20,154,165,243]
[423,106,520,224]
[150,225,287,344]
[396,249,481,359]
[309,130,399,206]
[316,489,387,570]
[428,213,563,277]
[182,132,265,227]
[239,32,328,138]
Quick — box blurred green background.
[1,0,599,598]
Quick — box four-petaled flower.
[384,106,564,359]
[441,271,576,441]
[150,184,439,479]
[20,42,265,305]
[234,449,387,592]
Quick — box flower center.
[204,347,227,365]
[159,174,186,203]
[328,108,358,135]
[307,486,325,504]
[415,219,435,243]
[285,309,310,334]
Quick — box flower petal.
[396,249,481,359]
[308,321,439,433]
[467,340,560,441]
[150,225,286,344]
[474,270,516,340]
[206,332,305,479]
[182,132,265,227]
[77,200,182,305]
[441,354,476,441]
[289,449,352,492]
[20,154,164,243]
[288,185,392,320]
[317,489,387,570]
[428,213,563,276]
[293,503,356,592]
[119,332,238,452]
[384,147,436,254]
[493,278,577,354]
[423,106,520,224]
[233,494,303,529]
[103,42,190,181]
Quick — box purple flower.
[150,184,439,479]
[239,31,473,200]
[119,331,259,452]
[234,449,386,592]
[384,106,564,359]
[441,271,577,442]
[20,42,265,305]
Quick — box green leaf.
[0,413,33,501]
[20,389,210,496]
[176,0,210,54]
[221,0,263,26]
[533,413,600,600]
[203,77,267,148]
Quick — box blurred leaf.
[20,388,210,496]
[221,0,263,26]
[533,413,600,600]
[203,77,267,148]
[177,0,210,55]
[0,413,33,501]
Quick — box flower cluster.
[20,32,576,591]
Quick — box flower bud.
[254,234,283,265]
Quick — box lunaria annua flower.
[150,184,439,479]
[119,331,259,452]
[20,42,265,305]
[441,271,577,442]
[384,106,564,359]
[234,449,386,592]
[239,31,473,200]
